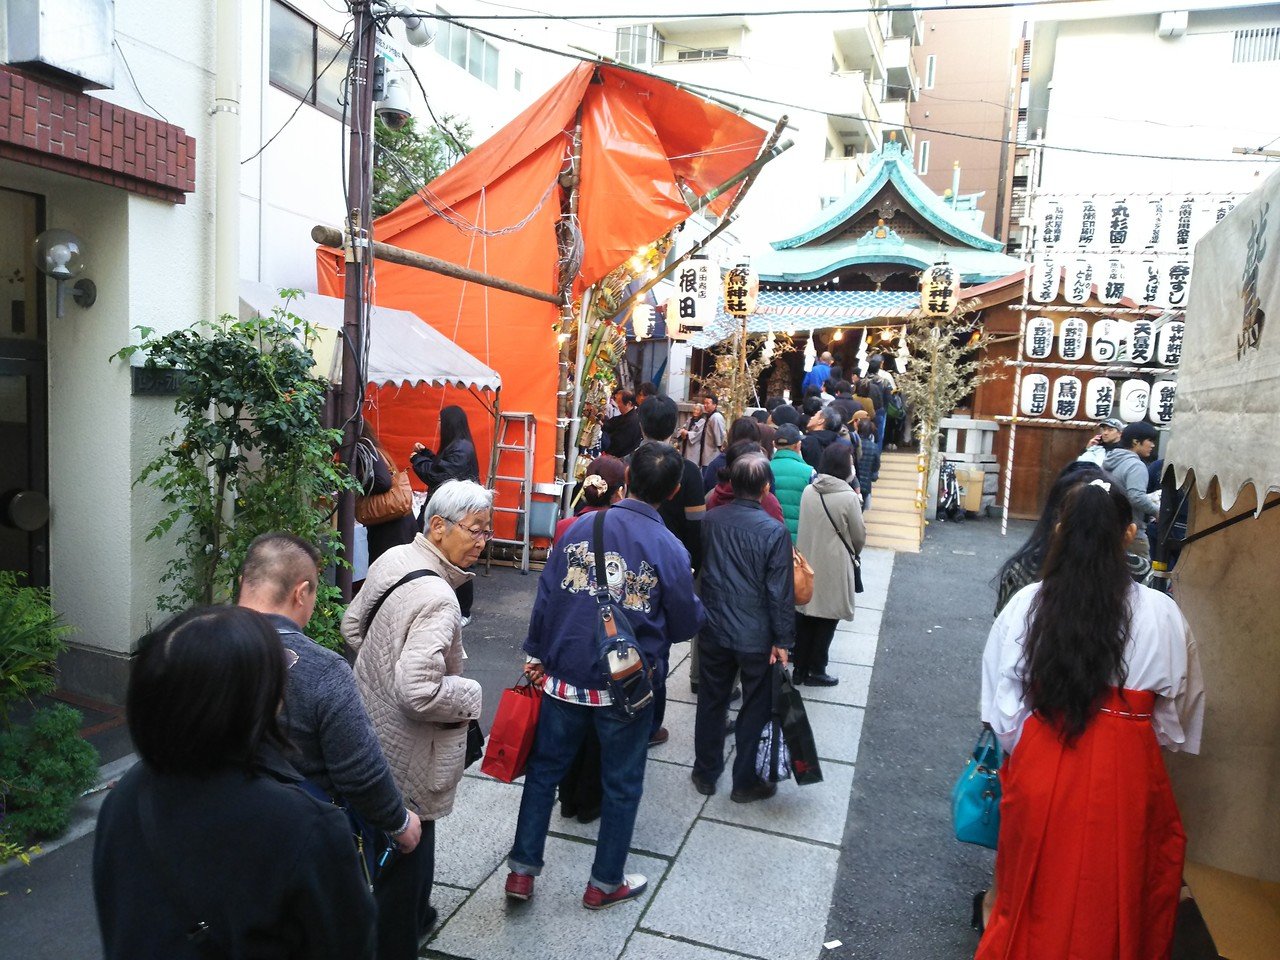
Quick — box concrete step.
[865,532,921,553]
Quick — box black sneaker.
[730,781,778,804]
[804,673,839,687]
[690,772,716,796]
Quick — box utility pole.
[337,0,379,600]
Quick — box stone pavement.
[422,548,896,960]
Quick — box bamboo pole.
[554,115,585,504]
[311,225,564,306]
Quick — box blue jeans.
[874,408,888,448]
[508,695,652,891]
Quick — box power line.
[453,17,1275,165]
[113,39,170,124]
[399,52,472,156]
[430,1,1084,21]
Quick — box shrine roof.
[689,289,919,347]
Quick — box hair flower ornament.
[1089,479,1112,493]
[583,474,609,495]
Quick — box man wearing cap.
[770,423,813,542]
[1104,422,1161,558]
[1078,417,1125,466]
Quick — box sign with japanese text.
[1085,377,1117,420]
[1058,318,1088,361]
[1031,256,1059,303]
[1091,319,1124,362]
[1148,380,1177,425]
[1020,374,1050,417]
[921,262,958,317]
[1119,379,1151,422]
[1065,259,1093,304]
[723,261,758,320]
[670,257,715,338]
[1157,320,1185,366]
[1025,317,1055,359]
[1052,376,1082,420]
[1129,319,1155,364]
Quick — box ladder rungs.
[492,506,527,514]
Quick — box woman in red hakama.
[978,480,1204,960]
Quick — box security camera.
[376,75,413,130]
[375,3,437,47]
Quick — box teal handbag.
[951,727,1002,849]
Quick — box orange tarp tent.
[317,62,767,523]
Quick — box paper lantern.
[1091,318,1122,362]
[1098,257,1126,305]
[1137,259,1161,306]
[1019,374,1051,417]
[1065,259,1093,304]
[1078,199,1099,248]
[668,257,716,340]
[630,303,654,340]
[1058,317,1088,361]
[1166,259,1191,309]
[1175,198,1195,250]
[1157,320,1185,366]
[1025,317,1055,360]
[1085,377,1117,420]
[920,261,958,317]
[1129,319,1156,364]
[1111,319,1134,361]
[1039,199,1065,248]
[723,260,758,319]
[1107,197,1131,249]
[1051,376,1082,420]
[1031,256,1059,303]
[1118,379,1151,422]
[1149,380,1177,425]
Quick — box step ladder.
[486,412,536,573]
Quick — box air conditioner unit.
[4,0,115,90]
[1158,11,1188,40]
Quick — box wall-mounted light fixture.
[32,229,96,318]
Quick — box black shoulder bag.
[819,492,864,594]
[592,508,654,719]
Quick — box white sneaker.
[460,616,472,627]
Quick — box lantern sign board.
[921,261,958,317]
[1020,374,1051,417]
[1099,258,1126,304]
[1157,320,1185,366]
[1091,318,1123,362]
[1059,317,1088,361]
[1108,198,1131,248]
[1031,256,1059,303]
[1025,317,1055,359]
[1130,319,1155,364]
[1149,380,1177,425]
[1137,259,1161,305]
[1052,376,1082,420]
[670,257,715,338]
[1175,198,1194,249]
[1038,199,1065,248]
[1119,379,1151,422]
[1065,259,1093,304]
[1078,199,1098,247]
[1166,259,1191,308]
[723,261,758,319]
[1085,377,1117,420]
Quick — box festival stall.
[316,62,770,557]
[1161,167,1280,960]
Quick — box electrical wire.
[398,53,471,156]
[449,17,1276,165]
[429,2,1088,21]
[113,39,170,124]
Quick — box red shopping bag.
[480,675,543,783]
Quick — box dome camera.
[376,75,413,130]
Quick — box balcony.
[883,36,919,102]
[878,98,913,153]
[833,12,885,80]
[826,70,879,152]
[821,156,870,200]
[886,7,923,44]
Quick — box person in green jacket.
[769,423,814,542]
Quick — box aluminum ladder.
[486,411,536,573]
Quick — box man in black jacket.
[693,454,794,803]
[601,390,643,458]
[801,406,846,469]
[237,533,425,960]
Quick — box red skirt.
[976,688,1185,960]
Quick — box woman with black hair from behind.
[412,405,481,621]
[355,421,418,565]
[94,607,375,960]
[975,480,1204,960]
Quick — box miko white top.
[980,581,1204,755]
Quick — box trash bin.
[957,468,986,515]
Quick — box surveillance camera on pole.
[375,2,438,47]
[376,74,413,130]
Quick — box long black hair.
[997,461,1106,590]
[439,405,474,451]
[1021,479,1136,743]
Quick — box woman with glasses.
[342,479,492,949]
[412,405,482,620]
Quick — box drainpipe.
[213,0,241,317]
[951,161,961,208]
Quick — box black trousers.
[456,578,474,618]
[793,614,838,677]
[374,818,435,960]
[692,637,772,792]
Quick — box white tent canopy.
[1166,167,1280,514]
[239,281,502,392]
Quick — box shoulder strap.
[818,491,859,563]
[361,569,440,635]
[592,507,610,605]
[139,786,224,955]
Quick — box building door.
[0,187,49,586]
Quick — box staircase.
[863,451,925,552]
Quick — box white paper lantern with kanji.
[1031,256,1059,303]
[1020,374,1051,417]
[1165,259,1192,309]
[723,260,758,319]
[1077,198,1100,248]
[1085,377,1117,420]
[1148,380,1177,425]
[920,261,958,317]
[1136,259,1162,306]
[1025,317,1055,359]
[1058,317,1088,361]
[1051,376,1082,420]
[1091,318,1123,362]
[1157,320,1185,366]
[1098,257,1127,305]
[1106,197,1133,249]
[1065,259,1093,304]
[1118,379,1151,422]
[1129,318,1156,364]
[668,257,715,338]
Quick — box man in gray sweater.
[238,533,423,959]
[1103,422,1161,558]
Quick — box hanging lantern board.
[1157,320,1185,366]
[920,261,958,317]
[1025,317,1055,359]
[1051,376,1082,420]
[1149,380,1177,425]
[1019,373,1051,417]
[1119,379,1151,422]
[1065,259,1092,304]
[1130,319,1156,364]
[724,261,759,319]
[1091,318,1124,362]
[1085,377,1117,420]
[1058,317,1087,361]
[1031,256,1059,303]
[669,256,715,340]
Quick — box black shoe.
[804,673,839,687]
[729,685,742,703]
[689,681,699,694]
[971,890,987,933]
[576,805,601,825]
[560,801,577,819]
[690,772,716,796]
[793,671,809,686]
[730,781,778,804]
[421,905,439,934]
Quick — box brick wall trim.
[0,67,197,204]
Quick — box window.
[844,143,857,158]
[513,68,523,91]
[924,54,937,89]
[918,140,930,175]
[268,1,351,120]
[615,24,661,65]
[675,47,730,61]
[1233,27,1280,63]
[435,6,500,87]
[825,140,834,160]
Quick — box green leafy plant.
[372,114,473,217]
[0,573,72,729]
[114,293,358,649]
[0,704,98,848]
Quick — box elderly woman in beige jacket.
[342,479,491,959]
[793,442,866,686]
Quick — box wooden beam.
[311,225,565,307]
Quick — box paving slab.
[700,760,855,846]
[427,883,472,936]
[436,773,525,889]
[550,754,706,858]
[827,631,878,668]
[803,699,865,764]
[622,931,763,960]
[644,820,838,960]
[431,836,665,960]
[793,665,872,708]
[666,656,697,706]
[649,699,700,767]
[835,606,883,637]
